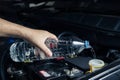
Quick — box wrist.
[20,27,36,41]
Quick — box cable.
[91,47,96,59]
[58,32,77,39]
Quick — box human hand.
[23,29,58,57]
[0,18,58,57]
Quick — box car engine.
[0,31,120,80]
[1,0,120,80]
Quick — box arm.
[0,18,58,56]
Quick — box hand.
[24,29,58,57]
[0,18,58,57]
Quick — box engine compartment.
[1,1,120,79]
[1,31,120,80]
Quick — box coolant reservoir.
[89,59,105,72]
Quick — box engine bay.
[1,1,120,80]
[1,31,120,80]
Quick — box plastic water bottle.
[9,38,91,62]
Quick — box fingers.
[38,43,53,57]
[39,34,58,57]
[30,30,58,57]
[49,33,58,42]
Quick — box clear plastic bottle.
[9,39,92,62]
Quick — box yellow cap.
[89,59,105,72]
